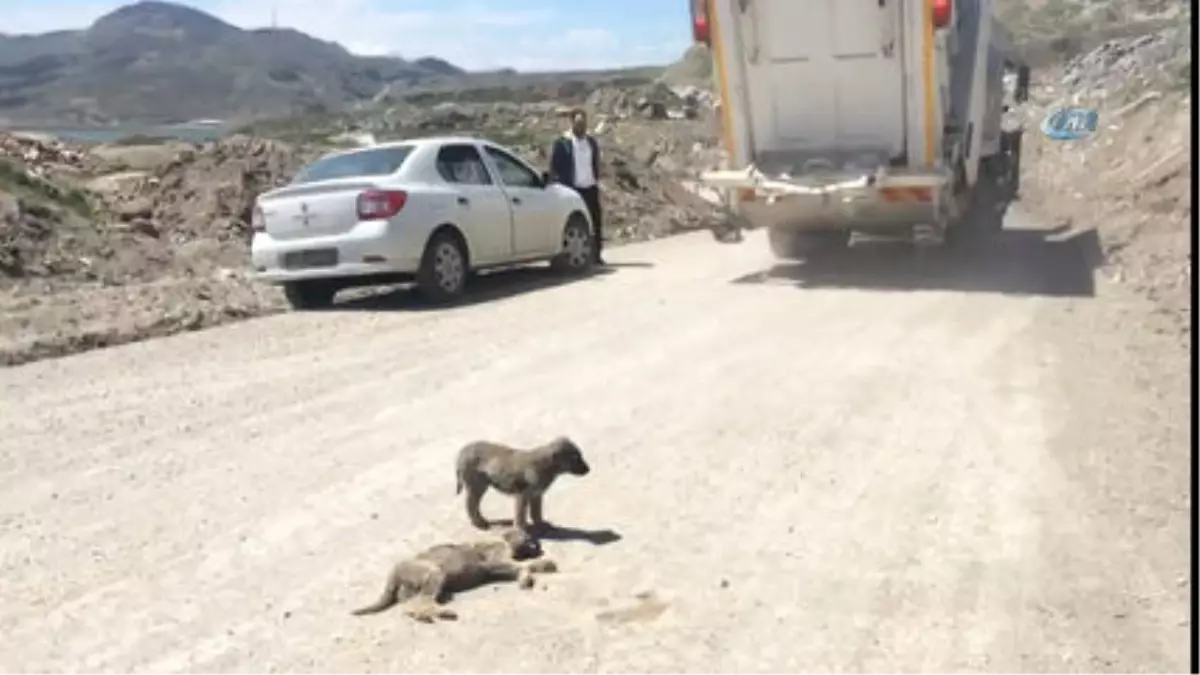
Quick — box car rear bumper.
[250,221,423,284]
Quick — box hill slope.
[0,1,466,125]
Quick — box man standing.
[549,108,605,265]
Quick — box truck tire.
[946,159,1005,248]
[999,129,1023,200]
[768,228,850,261]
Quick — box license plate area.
[282,248,339,269]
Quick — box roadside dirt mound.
[0,135,321,365]
[1,134,316,286]
[104,136,317,262]
[1017,23,1191,337]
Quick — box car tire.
[550,212,593,274]
[282,279,338,310]
[416,230,469,303]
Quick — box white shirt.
[571,135,596,188]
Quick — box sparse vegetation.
[0,159,92,216]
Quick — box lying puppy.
[455,436,591,532]
[351,528,556,622]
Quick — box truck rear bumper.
[700,165,951,233]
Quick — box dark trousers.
[573,185,603,261]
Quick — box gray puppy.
[455,436,591,532]
[351,528,556,622]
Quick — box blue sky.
[5,0,694,71]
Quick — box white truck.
[690,0,1030,258]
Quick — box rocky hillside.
[0,1,465,126]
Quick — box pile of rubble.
[0,132,97,180]
[105,135,317,246]
[585,81,712,121]
[1057,26,1191,102]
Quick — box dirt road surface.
[0,209,1190,672]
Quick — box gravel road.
[0,211,1190,672]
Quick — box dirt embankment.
[0,83,725,367]
[1015,22,1191,338]
[0,135,317,366]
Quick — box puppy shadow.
[485,520,622,546]
[535,523,623,546]
[482,516,624,542]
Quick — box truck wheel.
[768,228,850,261]
[946,159,1007,248]
[956,161,1006,243]
[1000,130,1023,200]
[283,280,338,310]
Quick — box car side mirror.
[540,170,551,187]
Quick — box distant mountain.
[412,57,464,77]
[0,1,467,125]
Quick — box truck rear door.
[735,0,908,162]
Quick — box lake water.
[2,125,227,144]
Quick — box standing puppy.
[455,436,591,532]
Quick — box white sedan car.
[250,136,594,308]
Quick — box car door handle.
[511,197,522,205]
[457,196,469,205]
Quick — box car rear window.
[291,145,413,184]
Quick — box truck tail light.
[357,189,407,219]
[691,0,711,44]
[932,0,952,29]
[251,205,265,232]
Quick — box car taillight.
[932,0,952,29]
[251,205,265,232]
[691,0,710,45]
[356,189,407,219]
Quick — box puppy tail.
[454,447,471,494]
[351,574,401,616]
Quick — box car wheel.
[282,280,338,310]
[550,212,593,274]
[416,230,469,303]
